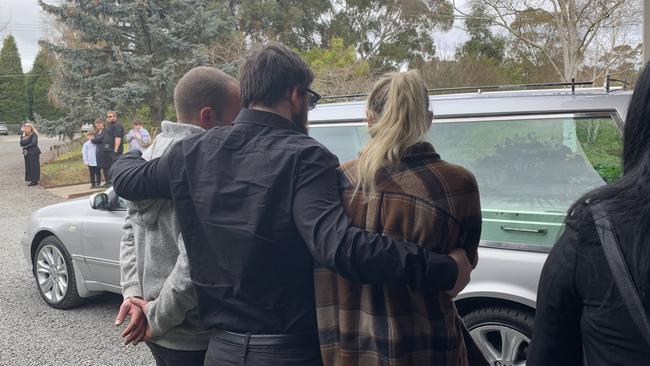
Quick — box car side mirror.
[90,193,110,210]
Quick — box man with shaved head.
[114,66,241,366]
[173,66,241,129]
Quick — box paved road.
[0,135,153,365]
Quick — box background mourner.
[19,122,40,186]
[126,119,151,154]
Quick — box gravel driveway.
[0,135,153,365]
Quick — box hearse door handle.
[500,226,548,235]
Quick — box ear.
[289,86,303,108]
[427,110,434,130]
[199,107,215,129]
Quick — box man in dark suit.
[104,110,125,185]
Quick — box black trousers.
[88,166,101,186]
[203,332,323,366]
[146,342,206,366]
[97,167,111,185]
[24,153,40,183]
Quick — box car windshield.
[310,113,624,249]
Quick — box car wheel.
[33,236,83,309]
[463,307,534,366]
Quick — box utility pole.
[645,0,650,63]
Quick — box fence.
[48,135,85,161]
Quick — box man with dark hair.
[111,43,472,365]
[106,110,125,155]
[114,66,242,366]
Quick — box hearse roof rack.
[319,75,628,102]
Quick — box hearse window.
[428,114,623,248]
[309,115,623,250]
[308,123,368,163]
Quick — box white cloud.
[0,0,46,72]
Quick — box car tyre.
[463,307,534,366]
[33,236,83,309]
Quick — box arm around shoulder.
[111,148,174,201]
[292,145,458,292]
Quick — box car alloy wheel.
[463,307,534,366]
[36,244,69,303]
[33,236,82,309]
[469,324,529,366]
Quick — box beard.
[292,101,309,134]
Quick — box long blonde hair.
[355,70,431,199]
[23,122,38,136]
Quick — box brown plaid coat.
[315,142,483,366]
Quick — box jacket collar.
[401,142,440,161]
[161,120,204,137]
[234,108,306,134]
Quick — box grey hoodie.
[120,121,210,350]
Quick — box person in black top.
[101,110,125,186]
[20,122,41,186]
[91,118,110,187]
[528,63,650,365]
[105,110,125,155]
[111,43,473,366]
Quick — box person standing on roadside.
[106,111,125,155]
[104,110,125,182]
[126,119,151,153]
[114,66,242,366]
[91,118,110,187]
[82,130,100,188]
[110,43,473,366]
[20,122,41,187]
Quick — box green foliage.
[224,0,454,69]
[576,119,624,183]
[38,0,233,137]
[300,38,372,96]
[327,0,454,69]
[26,48,63,121]
[230,0,332,49]
[457,1,505,62]
[0,35,28,123]
[418,56,516,89]
[301,38,368,75]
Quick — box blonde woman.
[315,71,486,365]
[20,122,41,186]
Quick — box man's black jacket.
[111,109,458,335]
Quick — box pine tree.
[0,35,28,123]
[38,0,231,136]
[26,48,63,121]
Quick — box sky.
[0,0,49,72]
[0,0,469,73]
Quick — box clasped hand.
[114,297,152,346]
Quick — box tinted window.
[429,116,623,214]
[310,115,623,249]
[308,124,368,163]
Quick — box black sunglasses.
[307,88,321,110]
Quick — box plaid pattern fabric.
[315,142,482,366]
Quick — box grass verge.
[41,145,89,188]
